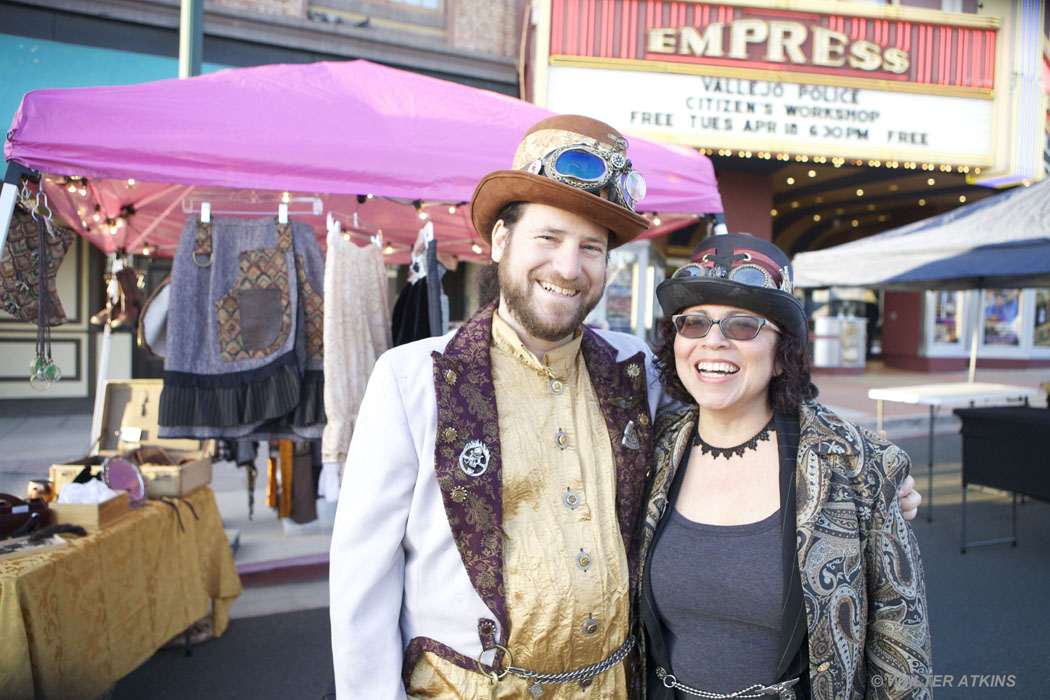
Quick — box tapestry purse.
[0,204,75,325]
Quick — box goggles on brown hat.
[524,138,647,213]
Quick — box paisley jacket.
[639,402,932,700]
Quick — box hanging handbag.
[0,204,75,325]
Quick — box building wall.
[717,171,773,241]
[453,0,521,57]
[881,291,925,370]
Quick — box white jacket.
[329,308,665,699]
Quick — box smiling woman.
[640,233,931,700]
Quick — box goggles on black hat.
[671,255,793,294]
[525,138,647,212]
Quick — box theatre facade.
[524,0,1050,370]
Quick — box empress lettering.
[647,18,910,75]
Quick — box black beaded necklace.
[693,416,775,460]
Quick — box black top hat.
[656,233,808,343]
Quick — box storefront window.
[1034,289,1050,347]
[932,291,961,344]
[982,289,1021,346]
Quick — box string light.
[383,244,394,255]
[128,179,136,186]
[142,247,151,256]
[471,243,483,255]
[652,214,661,226]
[448,205,457,214]
[281,191,291,203]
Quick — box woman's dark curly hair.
[653,315,818,414]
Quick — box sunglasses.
[528,140,647,212]
[672,313,780,340]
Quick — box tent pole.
[0,163,35,254]
[968,289,980,383]
[89,256,119,455]
[90,324,113,456]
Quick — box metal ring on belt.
[655,667,800,700]
[476,643,512,680]
[505,634,634,686]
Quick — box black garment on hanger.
[391,277,431,347]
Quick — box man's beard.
[497,262,604,342]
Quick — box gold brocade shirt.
[409,311,631,699]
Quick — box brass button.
[555,431,570,449]
[626,363,641,378]
[442,427,458,443]
[582,616,599,636]
[549,378,565,395]
[444,369,457,384]
[451,487,466,503]
[579,677,593,690]
[816,661,831,673]
[638,413,650,427]
[563,490,580,509]
[576,551,592,570]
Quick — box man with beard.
[330,114,661,699]
[328,115,919,699]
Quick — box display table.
[868,382,1038,521]
[953,406,1050,552]
[0,487,242,700]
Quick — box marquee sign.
[539,0,1000,165]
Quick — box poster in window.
[982,289,1020,346]
[1035,289,1049,347]
[933,291,959,344]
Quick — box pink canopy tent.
[3,59,721,263]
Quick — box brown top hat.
[470,115,651,248]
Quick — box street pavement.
[1,362,1047,698]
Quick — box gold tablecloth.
[0,487,242,700]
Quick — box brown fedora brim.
[470,170,650,249]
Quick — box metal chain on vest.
[655,667,799,700]
[505,634,634,694]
